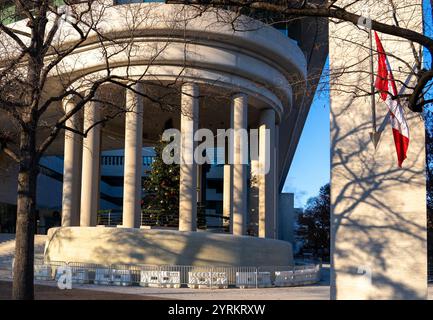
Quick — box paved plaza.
[1,234,432,300]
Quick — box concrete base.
[45,227,293,267]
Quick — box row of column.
[62,83,144,228]
[61,83,278,238]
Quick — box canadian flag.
[374,31,410,167]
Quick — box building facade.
[1,0,428,299]
[0,1,326,267]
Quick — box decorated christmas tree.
[143,138,180,226]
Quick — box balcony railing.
[97,207,229,232]
[101,156,154,167]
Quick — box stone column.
[274,124,280,239]
[197,165,203,203]
[197,165,203,227]
[61,98,82,227]
[231,93,248,236]
[122,83,144,228]
[258,108,275,239]
[179,83,199,232]
[80,98,101,227]
[278,193,295,243]
[223,164,233,232]
[249,159,260,236]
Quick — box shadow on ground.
[0,281,170,300]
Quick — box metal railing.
[139,208,229,231]
[97,210,122,226]
[101,156,154,167]
[97,207,231,231]
[30,260,321,289]
[140,210,178,228]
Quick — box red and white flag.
[374,31,409,167]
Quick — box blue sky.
[423,0,432,69]
[283,61,330,208]
[423,1,433,121]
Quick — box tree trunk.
[12,128,37,300]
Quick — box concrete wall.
[278,193,295,243]
[330,1,427,299]
[45,227,293,267]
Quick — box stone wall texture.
[330,0,427,299]
[45,227,293,267]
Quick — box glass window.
[0,2,16,25]
[0,1,67,24]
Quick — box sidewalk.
[0,281,168,300]
[1,234,431,300]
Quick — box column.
[197,165,203,203]
[278,193,295,243]
[249,158,260,236]
[223,164,233,232]
[61,98,82,227]
[197,165,206,228]
[122,83,144,228]
[274,124,279,239]
[231,93,248,236]
[179,83,199,232]
[258,108,275,238]
[80,97,101,227]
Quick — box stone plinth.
[45,227,293,267]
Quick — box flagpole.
[369,29,377,135]
[369,28,381,148]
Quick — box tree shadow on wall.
[330,94,427,300]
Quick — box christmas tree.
[143,138,180,227]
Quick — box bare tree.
[0,0,189,299]
[0,0,430,300]
[168,0,432,112]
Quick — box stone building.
[0,0,327,267]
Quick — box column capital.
[181,81,199,87]
[181,82,199,97]
[231,92,248,100]
[128,81,145,90]
[62,95,78,110]
[259,108,277,126]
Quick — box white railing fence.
[27,259,321,289]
